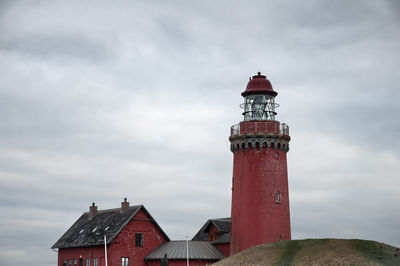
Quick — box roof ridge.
[169,240,210,242]
[83,205,142,214]
[210,217,231,220]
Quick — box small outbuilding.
[192,218,231,257]
[145,240,225,266]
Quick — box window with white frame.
[121,257,129,266]
[93,258,98,266]
[86,258,90,266]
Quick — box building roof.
[145,241,225,260]
[52,205,170,249]
[211,233,230,244]
[192,217,231,241]
[242,72,277,97]
[212,218,231,232]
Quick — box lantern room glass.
[241,94,279,121]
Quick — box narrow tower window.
[276,192,281,202]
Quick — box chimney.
[89,202,97,217]
[121,198,129,211]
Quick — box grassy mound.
[213,239,400,266]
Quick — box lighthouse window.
[86,258,90,266]
[242,94,278,121]
[276,192,281,202]
[135,233,143,247]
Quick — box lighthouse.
[229,72,291,255]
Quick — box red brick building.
[52,199,225,266]
[52,199,170,266]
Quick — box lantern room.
[240,72,279,121]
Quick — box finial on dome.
[257,71,261,76]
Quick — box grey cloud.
[0,1,399,266]
[0,33,113,62]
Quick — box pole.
[104,235,108,266]
[186,235,189,266]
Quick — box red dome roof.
[241,72,277,97]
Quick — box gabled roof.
[52,205,170,249]
[145,241,225,260]
[211,233,230,244]
[192,217,231,241]
[212,218,231,232]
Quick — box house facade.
[52,199,170,266]
[52,199,225,266]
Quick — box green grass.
[351,239,400,266]
[274,240,302,265]
[271,239,329,266]
[213,238,400,266]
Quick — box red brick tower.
[229,72,291,255]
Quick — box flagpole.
[104,235,108,266]
[186,235,189,266]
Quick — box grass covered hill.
[213,239,400,266]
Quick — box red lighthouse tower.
[229,72,291,255]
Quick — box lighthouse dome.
[241,72,277,97]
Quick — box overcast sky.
[0,1,399,265]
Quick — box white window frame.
[121,257,129,266]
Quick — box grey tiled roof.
[213,218,231,232]
[52,205,169,249]
[192,217,231,241]
[211,233,230,244]
[145,241,225,260]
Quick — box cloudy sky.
[0,0,399,265]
